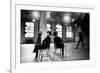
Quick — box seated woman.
[33,31,52,61]
[36,31,52,61]
[41,31,52,50]
[53,31,64,57]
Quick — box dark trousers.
[76,39,84,49]
[62,47,64,56]
[35,50,38,59]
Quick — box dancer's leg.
[75,40,81,49]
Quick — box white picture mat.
[11,2,96,73]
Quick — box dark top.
[54,36,64,48]
[36,36,41,45]
[42,36,51,49]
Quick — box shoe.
[35,58,38,61]
[62,55,64,58]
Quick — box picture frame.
[11,0,96,73]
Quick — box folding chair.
[38,48,49,61]
[54,45,62,56]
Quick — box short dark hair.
[38,32,42,36]
[47,31,52,35]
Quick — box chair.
[38,48,49,61]
[54,45,63,56]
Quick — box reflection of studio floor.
[20,43,89,63]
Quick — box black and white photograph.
[20,9,90,63]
